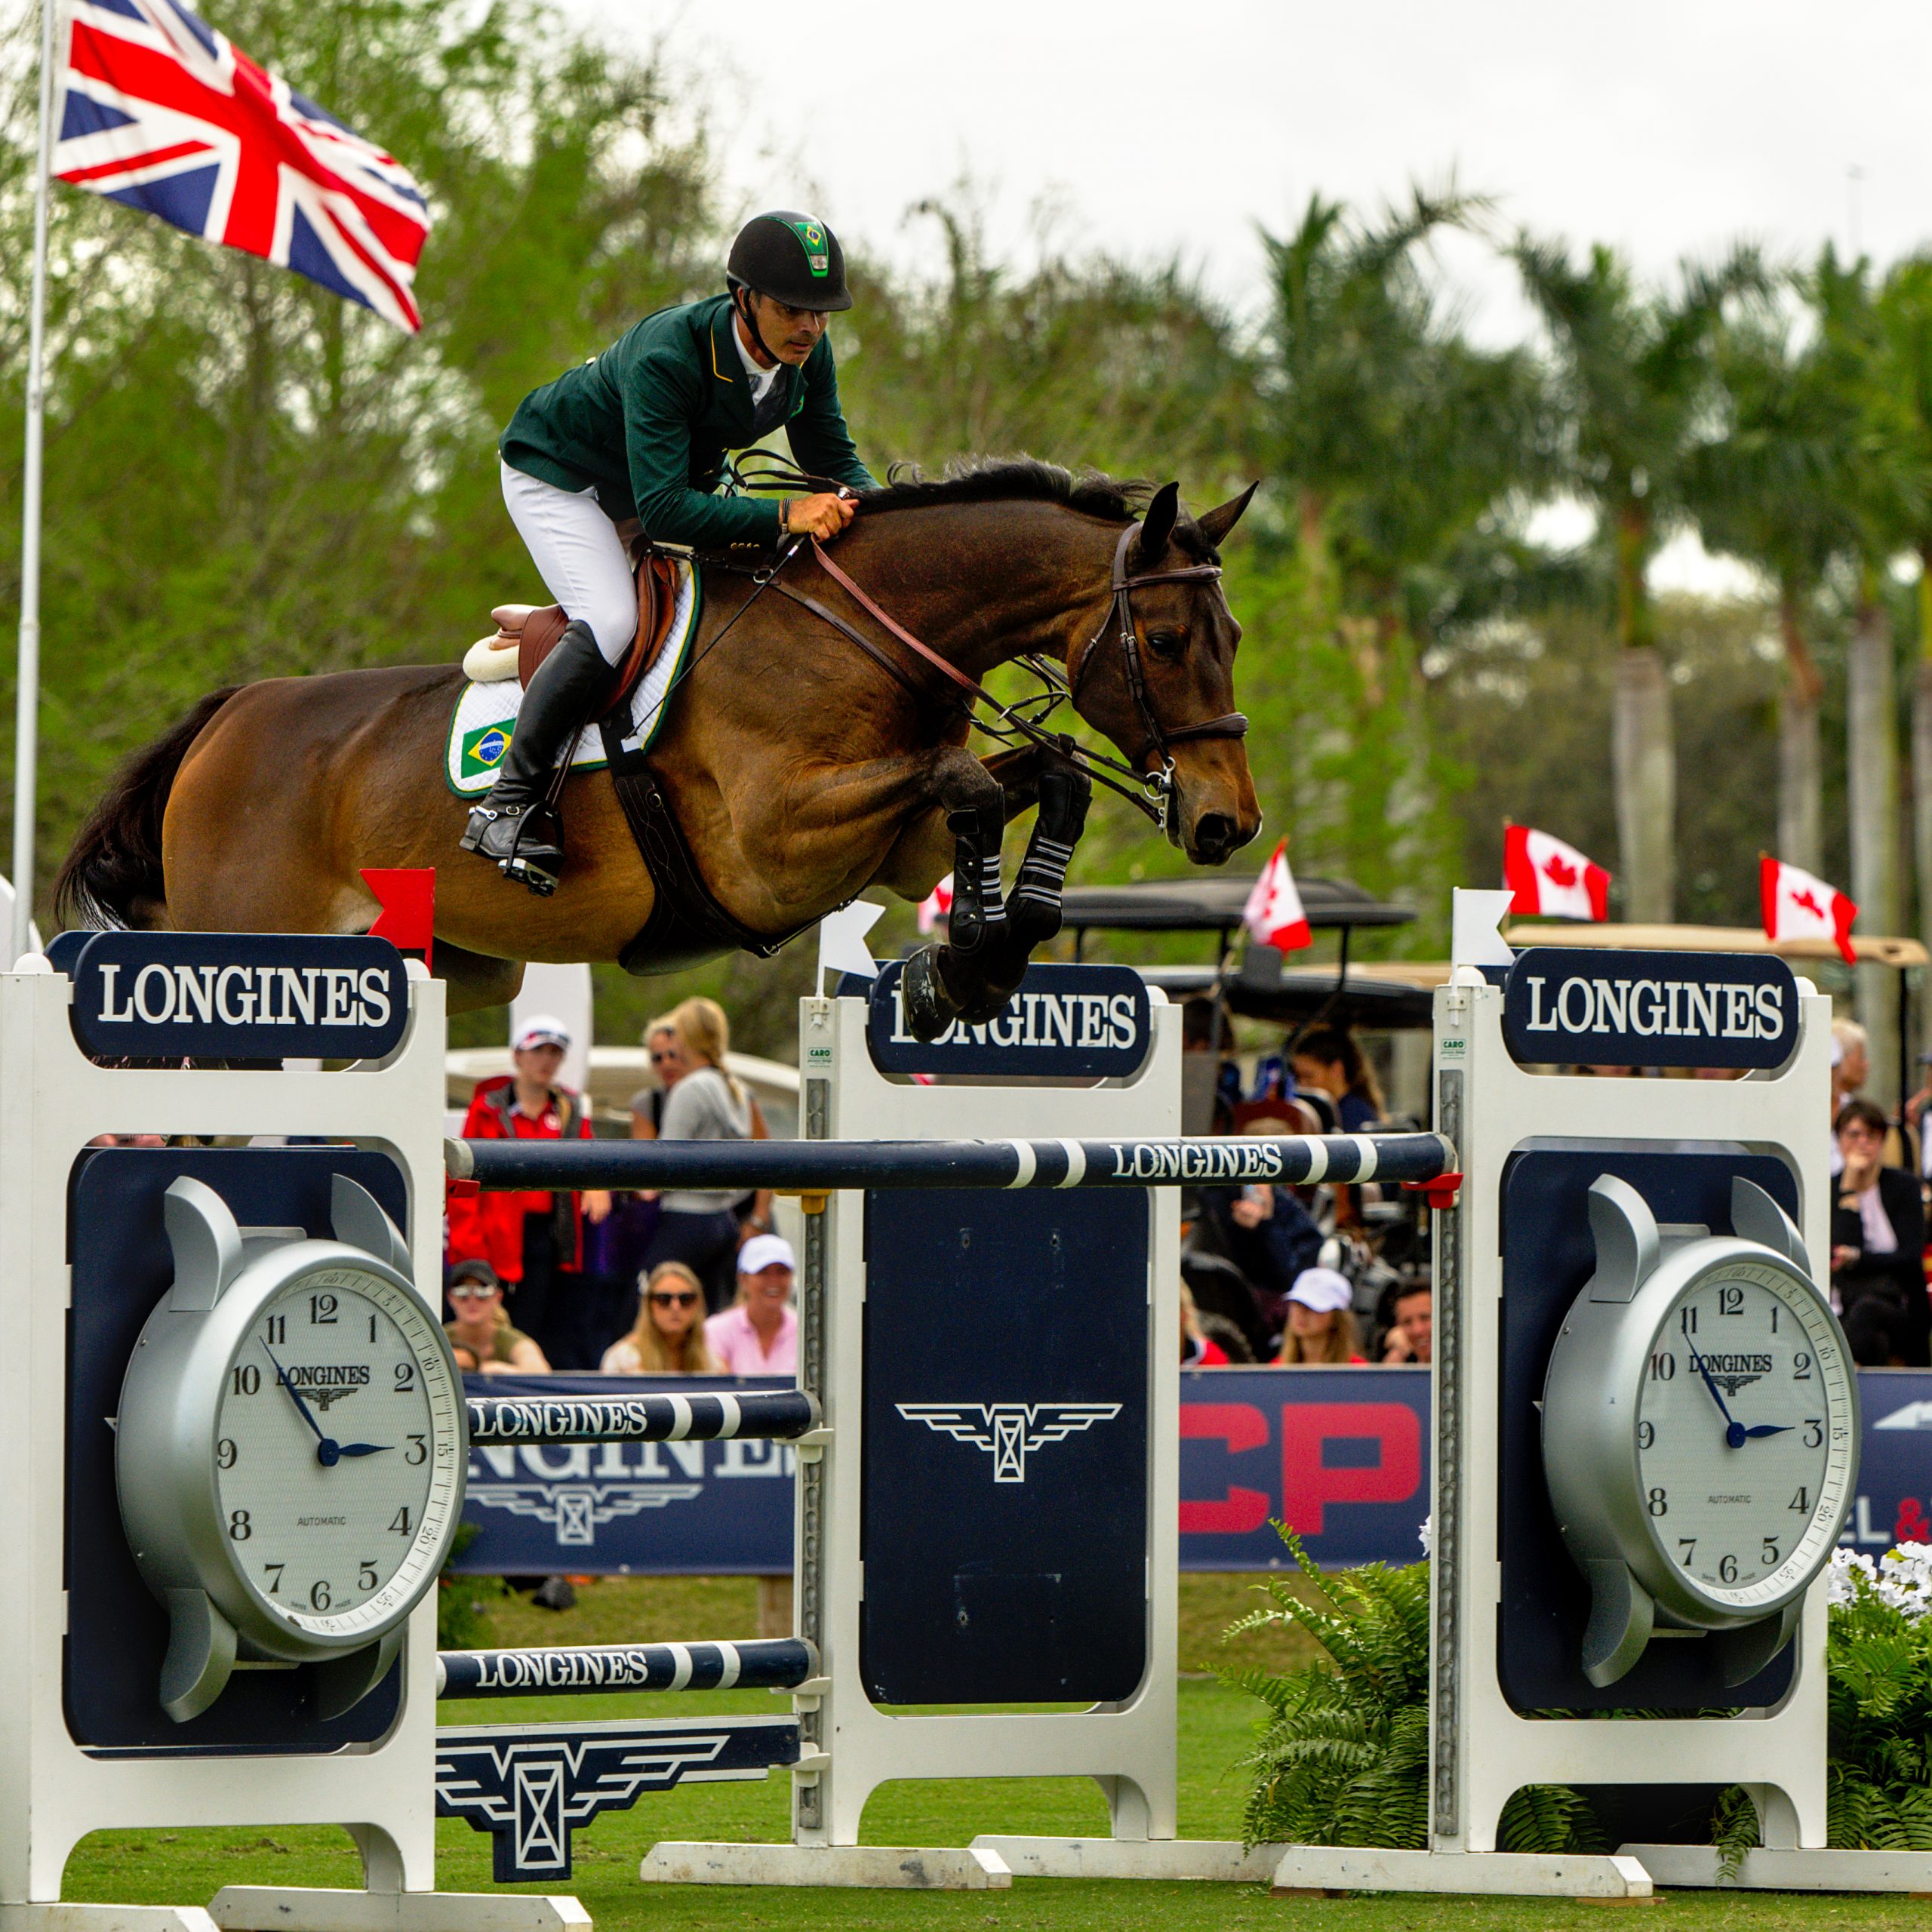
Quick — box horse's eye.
[1145,630,1186,660]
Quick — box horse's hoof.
[900,946,958,1043]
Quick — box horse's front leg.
[897,750,1092,1042]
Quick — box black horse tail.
[54,688,238,931]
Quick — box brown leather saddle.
[484,546,682,717]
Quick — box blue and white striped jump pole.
[438,1638,818,1700]
[465,1389,818,1446]
[447,1131,1456,1195]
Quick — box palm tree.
[1251,189,1543,911]
[1868,255,1932,992]
[1511,238,1765,921]
[1807,248,1919,1102]
[1685,298,1858,872]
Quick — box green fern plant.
[1222,1527,1601,1852]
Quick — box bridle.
[1065,522,1250,797]
[752,512,1247,831]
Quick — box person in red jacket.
[447,1015,611,1368]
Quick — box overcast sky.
[581,0,1932,584]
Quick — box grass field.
[60,1576,1927,1931]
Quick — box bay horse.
[57,462,1261,1038]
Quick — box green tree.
[1229,189,1540,941]
[1686,295,1859,872]
[1510,235,1764,921]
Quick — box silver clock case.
[1540,1173,1859,1688]
[115,1172,466,1724]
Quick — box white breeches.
[500,460,638,666]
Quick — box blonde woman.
[642,997,753,1309]
[1274,1267,1366,1366]
[601,1262,721,1374]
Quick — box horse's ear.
[1138,481,1180,562]
[1195,481,1259,549]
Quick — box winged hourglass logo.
[895,1402,1121,1484]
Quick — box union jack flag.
[53,0,432,333]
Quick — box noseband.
[1066,525,1249,796]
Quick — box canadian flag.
[916,874,954,934]
[1242,839,1312,952]
[1503,823,1611,921]
[1760,856,1857,964]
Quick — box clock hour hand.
[1741,1422,1792,1438]
[334,1443,393,1457]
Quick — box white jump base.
[637,1844,1011,1890]
[1620,1845,1932,1893]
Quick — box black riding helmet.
[726,210,852,313]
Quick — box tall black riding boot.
[460,618,611,895]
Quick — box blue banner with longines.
[451,1367,1932,1574]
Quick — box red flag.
[916,873,954,935]
[1503,823,1611,921]
[362,867,434,970]
[1241,839,1312,952]
[1760,856,1857,965]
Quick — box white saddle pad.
[444,560,701,796]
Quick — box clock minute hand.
[260,1342,343,1466]
[1684,1339,1749,1449]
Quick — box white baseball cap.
[512,1014,571,1051]
[738,1233,797,1275]
[1287,1266,1353,1315]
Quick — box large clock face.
[1635,1257,1855,1612]
[213,1261,463,1641]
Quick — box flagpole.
[11,0,57,965]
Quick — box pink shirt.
[703,1303,798,1376]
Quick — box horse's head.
[1069,481,1263,865]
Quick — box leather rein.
[764,523,1249,829]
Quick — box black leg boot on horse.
[901,762,1095,1042]
[459,619,611,895]
[900,798,1011,1041]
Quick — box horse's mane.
[857,457,1150,523]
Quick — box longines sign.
[64,932,411,1062]
[866,961,1152,1078]
[1500,946,1799,1070]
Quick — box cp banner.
[451,1367,1932,1574]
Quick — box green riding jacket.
[499,294,876,549]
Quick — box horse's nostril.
[1194,813,1236,861]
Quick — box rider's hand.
[783,492,857,542]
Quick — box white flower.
[1828,1543,1932,1619]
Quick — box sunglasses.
[651,1290,700,1307]
[648,1050,679,1065]
[448,1286,499,1303]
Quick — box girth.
[610,762,826,977]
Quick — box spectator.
[601,1260,721,1374]
[1380,1281,1432,1364]
[705,1233,798,1376]
[643,997,753,1312]
[445,1260,550,1374]
[629,1019,688,1138]
[1181,1281,1229,1366]
[1193,1173,1323,1346]
[1275,1267,1366,1365]
[447,1015,611,1370]
[1291,1026,1385,1132]
[1831,1098,1930,1366]
[1832,1019,1869,1118]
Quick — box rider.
[464,210,878,891]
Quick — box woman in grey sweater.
[641,997,752,1312]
